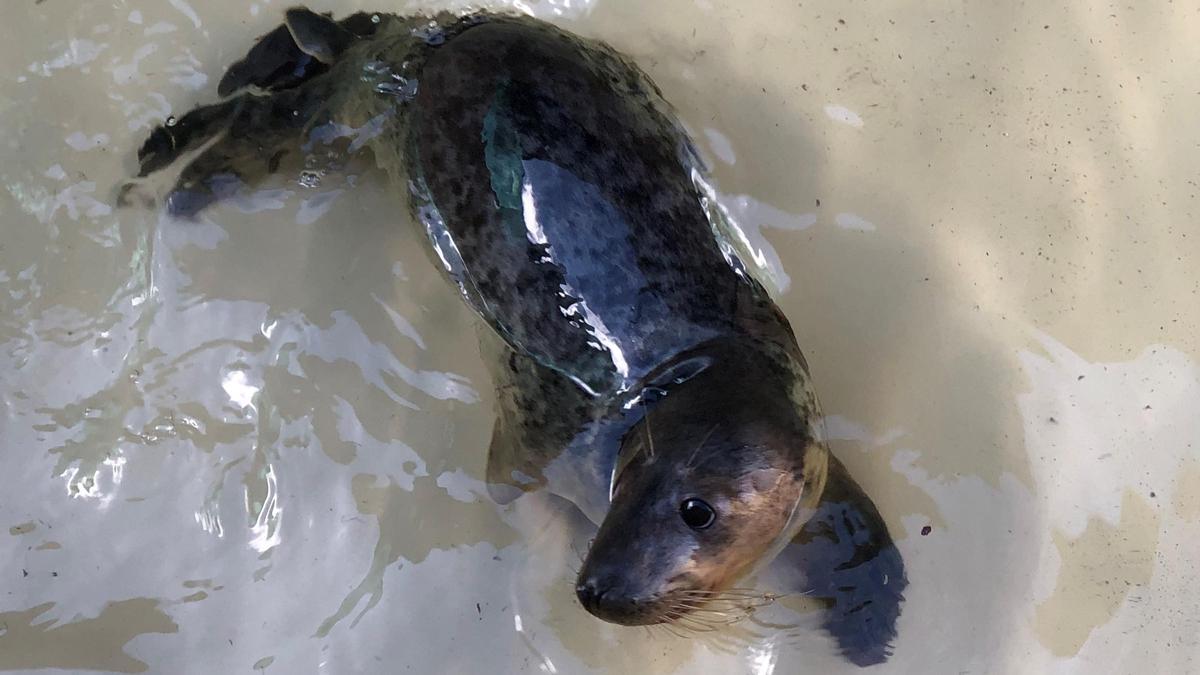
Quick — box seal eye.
[679,498,716,530]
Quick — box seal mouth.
[574,577,664,626]
[574,575,778,629]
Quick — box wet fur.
[126,8,906,666]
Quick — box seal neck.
[608,335,811,501]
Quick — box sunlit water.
[3,0,1200,673]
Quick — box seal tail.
[123,8,380,218]
[786,453,908,666]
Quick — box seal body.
[129,9,906,666]
[404,18,820,523]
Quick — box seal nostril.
[576,577,602,610]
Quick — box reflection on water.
[2,0,1199,673]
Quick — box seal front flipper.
[484,409,546,504]
[483,344,618,512]
[484,346,579,502]
[769,453,907,667]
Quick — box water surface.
[2,0,1199,673]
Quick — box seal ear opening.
[783,453,907,666]
[748,468,786,493]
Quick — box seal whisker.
[668,601,749,617]
[673,595,767,607]
[642,399,655,460]
[667,609,733,629]
[748,615,800,632]
[670,594,778,617]
[687,618,734,632]
[673,595,761,605]
[660,613,695,637]
[677,589,779,604]
[703,638,740,656]
[658,622,690,639]
[703,627,760,655]
[672,617,719,633]
[669,601,733,613]
[675,587,764,596]
[670,612,746,627]
[664,610,717,633]
[684,422,722,469]
[674,606,752,623]
[667,601,725,614]
[681,609,751,623]
[569,540,587,564]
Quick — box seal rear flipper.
[129,84,332,218]
[773,453,907,667]
[126,8,374,217]
[216,22,319,97]
[217,9,384,97]
[283,7,358,64]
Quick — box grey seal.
[127,8,906,665]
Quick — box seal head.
[576,339,826,625]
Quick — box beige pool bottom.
[1,0,1198,672]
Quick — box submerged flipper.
[772,453,907,666]
[484,411,546,504]
[483,343,621,512]
[485,346,578,503]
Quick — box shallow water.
[3,0,1199,673]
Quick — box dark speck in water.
[920,526,932,536]
[1048,416,1057,423]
